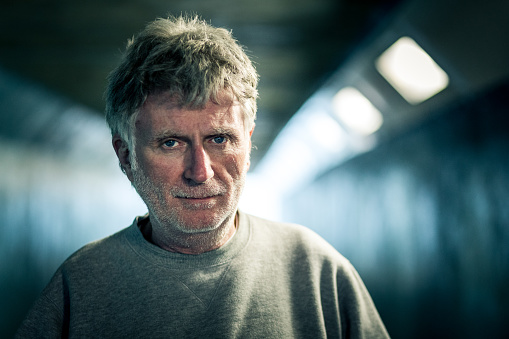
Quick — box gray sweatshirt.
[16,212,389,338]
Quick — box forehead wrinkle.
[136,92,248,142]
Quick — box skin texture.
[113,91,254,254]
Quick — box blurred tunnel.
[280,84,509,338]
[1,0,509,338]
[0,68,147,336]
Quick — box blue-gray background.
[1,0,509,338]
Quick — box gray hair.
[105,15,259,146]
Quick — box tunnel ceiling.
[0,0,402,167]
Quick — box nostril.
[183,146,214,183]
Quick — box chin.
[157,207,234,235]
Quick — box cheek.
[222,152,249,179]
[139,154,183,183]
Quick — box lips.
[179,195,217,200]
[171,186,227,200]
[175,194,220,210]
[174,191,223,199]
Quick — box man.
[16,15,389,338]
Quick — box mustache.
[169,184,227,199]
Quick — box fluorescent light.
[376,36,449,104]
[332,87,383,135]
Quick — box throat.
[137,213,238,254]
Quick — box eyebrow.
[208,127,239,137]
[151,126,240,142]
[152,129,183,140]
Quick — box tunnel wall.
[282,83,509,339]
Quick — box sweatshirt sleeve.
[336,260,390,339]
[15,270,67,339]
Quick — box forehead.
[136,91,245,133]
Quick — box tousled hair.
[105,15,258,145]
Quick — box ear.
[112,135,134,182]
[246,124,255,171]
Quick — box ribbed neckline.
[123,211,251,269]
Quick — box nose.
[184,145,214,184]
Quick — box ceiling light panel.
[332,87,383,135]
[376,36,449,105]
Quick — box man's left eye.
[212,136,226,144]
[164,140,178,148]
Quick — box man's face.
[126,90,253,237]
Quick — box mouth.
[171,186,226,203]
[181,196,216,201]
[175,193,223,203]
[175,194,221,210]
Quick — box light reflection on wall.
[241,93,377,221]
[281,84,509,339]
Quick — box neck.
[139,213,238,255]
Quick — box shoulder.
[243,212,336,249]
[244,213,314,240]
[241,212,367,297]
[60,223,134,272]
[242,212,351,267]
